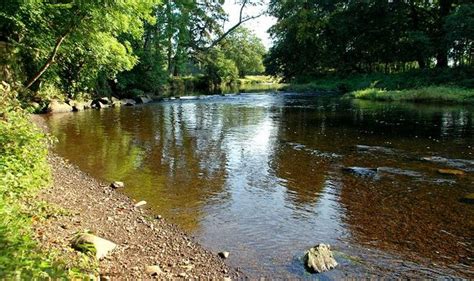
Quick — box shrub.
[0,83,69,278]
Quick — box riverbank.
[28,116,239,279]
[283,68,474,100]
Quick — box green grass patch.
[348,86,474,104]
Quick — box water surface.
[45,93,474,278]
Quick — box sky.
[222,0,276,49]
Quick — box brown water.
[44,93,474,278]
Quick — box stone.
[121,98,137,106]
[98,97,111,104]
[71,100,92,112]
[110,181,124,189]
[343,167,378,178]
[218,251,230,259]
[134,201,147,208]
[71,233,117,259]
[304,244,338,273]
[461,193,474,204]
[135,95,153,104]
[145,265,163,276]
[91,100,109,109]
[437,168,465,176]
[47,100,73,113]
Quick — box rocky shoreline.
[31,116,240,279]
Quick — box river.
[44,93,474,278]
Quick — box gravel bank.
[31,116,240,279]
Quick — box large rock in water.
[71,233,117,259]
[135,95,152,104]
[71,100,92,111]
[305,244,338,273]
[47,100,73,113]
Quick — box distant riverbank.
[282,68,474,104]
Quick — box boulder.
[71,233,117,259]
[121,99,136,106]
[110,97,122,107]
[91,100,109,109]
[71,100,92,112]
[47,100,73,113]
[437,168,465,176]
[304,244,338,273]
[98,97,111,104]
[218,251,230,259]
[145,265,163,276]
[135,95,152,104]
[110,181,124,189]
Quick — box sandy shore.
[31,116,240,279]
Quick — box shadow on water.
[45,93,474,278]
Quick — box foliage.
[0,83,98,278]
[266,0,474,81]
[0,84,53,277]
[284,67,474,93]
[348,86,474,104]
[1,0,159,99]
[220,27,266,77]
[204,48,239,89]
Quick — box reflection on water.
[45,93,474,278]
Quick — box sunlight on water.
[45,93,474,278]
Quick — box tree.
[1,0,158,97]
[220,27,266,77]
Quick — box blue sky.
[222,0,276,49]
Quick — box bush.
[0,83,68,278]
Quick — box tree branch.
[200,0,264,51]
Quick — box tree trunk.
[435,0,453,68]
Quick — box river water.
[44,93,474,278]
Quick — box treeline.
[265,0,474,82]
[0,0,266,102]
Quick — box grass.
[237,75,281,85]
[0,83,94,278]
[347,86,474,104]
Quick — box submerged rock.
[47,100,73,113]
[304,244,338,273]
[422,156,474,172]
[461,193,474,204]
[377,167,423,178]
[437,168,465,176]
[71,233,117,259]
[343,167,378,178]
[356,144,394,154]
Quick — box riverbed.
[44,93,474,278]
